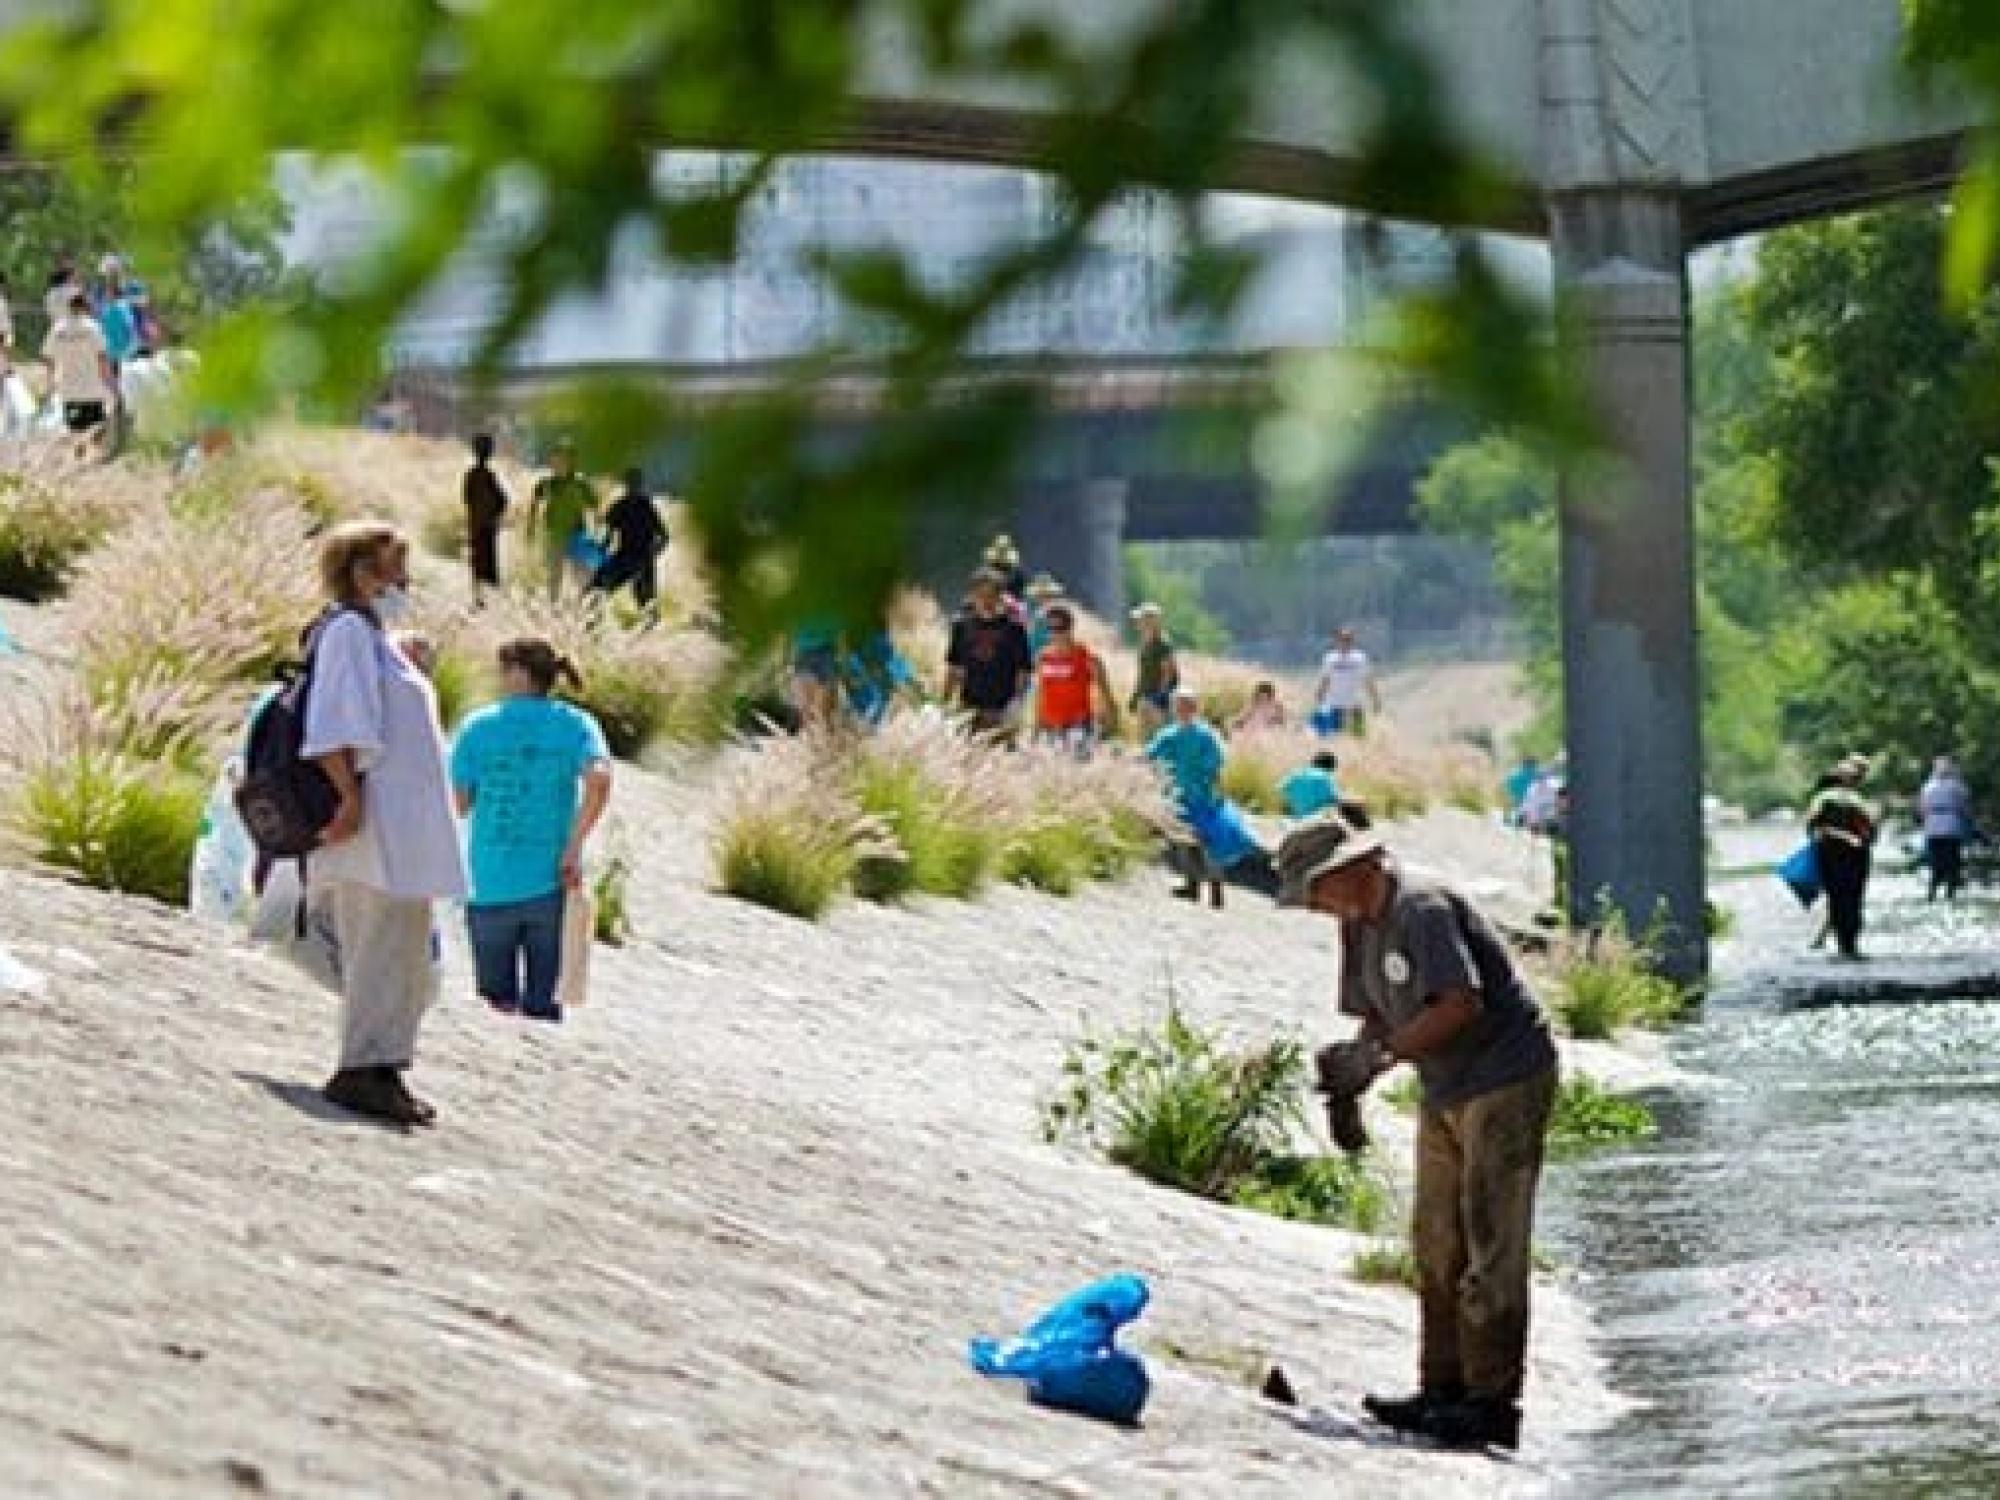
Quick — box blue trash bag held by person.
[968,1274,1152,1426]
[1777,841,1821,907]
[1185,798,1263,871]
[566,530,608,574]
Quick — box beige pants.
[1413,1065,1558,1401]
[309,882,438,1072]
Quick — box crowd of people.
[459,436,668,611]
[0,251,163,452]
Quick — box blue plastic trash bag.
[566,530,608,572]
[1185,799,1263,871]
[968,1274,1152,1426]
[1777,841,1821,907]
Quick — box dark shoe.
[1420,1395,1522,1452]
[379,1068,436,1127]
[1172,881,1200,902]
[1208,881,1225,910]
[520,1005,564,1025]
[1363,1385,1464,1434]
[323,1067,416,1126]
[486,996,521,1016]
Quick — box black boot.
[324,1067,417,1126]
[1421,1394,1522,1452]
[1362,1384,1464,1433]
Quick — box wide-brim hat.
[1025,571,1065,599]
[1275,812,1385,908]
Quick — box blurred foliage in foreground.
[0,0,1569,645]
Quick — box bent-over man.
[1277,812,1559,1452]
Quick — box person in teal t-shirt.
[1281,751,1342,819]
[451,637,613,1020]
[1145,689,1225,816]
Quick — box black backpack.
[234,608,356,859]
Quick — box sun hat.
[1275,812,1386,909]
[1025,572,1065,599]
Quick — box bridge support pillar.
[1549,192,1707,981]
[1017,479,1128,622]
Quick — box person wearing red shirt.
[1033,604,1117,755]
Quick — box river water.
[1548,837,2000,1498]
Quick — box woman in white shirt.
[303,522,467,1126]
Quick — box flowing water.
[1549,835,2000,1498]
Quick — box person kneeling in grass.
[451,638,613,1022]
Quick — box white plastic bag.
[189,760,254,928]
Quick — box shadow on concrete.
[235,1071,408,1132]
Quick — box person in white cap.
[1128,602,1179,736]
[1277,811,1558,1453]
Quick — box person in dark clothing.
[945,569,1032,738]
[592,468,668,609]
[1807,755,1877,961]
[462,433,509,600]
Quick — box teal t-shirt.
[450,696,610,907]
[1146,720,1225,814]
[1281,766,1341,819]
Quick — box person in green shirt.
[1128,602,1180,735]
[528,443,598,599]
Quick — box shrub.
[711,734,863,919]
[1044,1004,1306,1200]
[1231,1153,1393,1233]
[1553,916,1695,1038]
[1220,734,1287,814]
[592,849,632,945]
[426,640,485,733]
[1350,1241,1422,1291]
[15,749,207,905]
[1548,1074,1656,1155]
[563,655,676,761]
[0,475,106,601]
[420,501,466,562]
[1001,816,1093,895]
[847,727,998,901]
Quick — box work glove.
[1314,1038,1391,1156]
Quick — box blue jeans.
[467,892,565,1018]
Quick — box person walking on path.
[591,468,668,610]
[946,569,1033,739]
[1919,754,1975,903]
[528,442,597,599]
[1806,754,1878,960]
[451,638,613,1023]
[461,433,510,601]
[1128,602,1180,736]
[1277,812,1558,1452]
[42,293,114,451]
[1311,626,1382,738]
[303,522,467,1126]
[1032,602,1117,755]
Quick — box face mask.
[375,585,412,625]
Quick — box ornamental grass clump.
[712,733,867,920]
[845,714,1003,900]
[0,473,109,601]
[1548,1074,1656,1154]
[5,697,207,905]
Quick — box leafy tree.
[0,0,1564,643]
[1122,547,1231,655]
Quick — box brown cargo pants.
[1412,1064,1558,1402]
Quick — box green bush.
[1231,1153,1393,1233]
[1548,1075,1656,1155]
[0,478,105,601]
[592,851,633,945]
[1045,1005,1312,1202]
[1350,1241,1422,1290]
[1220,749,1284,814]
[427,641,485,733]
[1555,921,1695,1039]
[419,502,466,562]
[1002,817,1093,895]
[715,805,855,920]
[850,755,995,901]
[16,752,207,905]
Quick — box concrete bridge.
[820,0,1975,977]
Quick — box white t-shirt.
[1318,647,1372,710]
[301,611,468,902]
[42,315,111,403]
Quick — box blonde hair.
[318,520,405,603]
